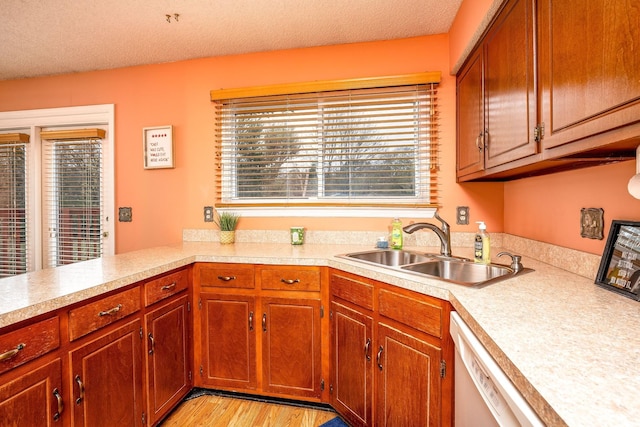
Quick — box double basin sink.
[338,249,532,287]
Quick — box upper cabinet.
[538,0,640,152]
[457,0,640,181]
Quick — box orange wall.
[0,35,503,254]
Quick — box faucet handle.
[497,251,523,273]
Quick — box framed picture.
[595,220,640,301]
[143,125,174,169]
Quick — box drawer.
[259,266,321,292]
[69,287,141,341]
[0,316,60,375]
[378,289,442,338]
[330,271,374,311]
[197,263,255,289]
[145,268,189,306]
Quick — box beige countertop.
[1,240,639,427]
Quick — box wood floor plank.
[160,393,338,426]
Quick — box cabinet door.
[375,323,442,427]
[484,0,537,168]
[145,295,191,426]
[0,359,63,426]
[70,319,143,427]
[539,0,640,150]
[457,48,485,178]
[262,297,322,399]
[200,293,257,390]
[331,302,373,427]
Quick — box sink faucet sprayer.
[402,212,452,257]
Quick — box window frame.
[211,73,441,218]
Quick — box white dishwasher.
[450,312,544,427]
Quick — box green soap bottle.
[391,218,403,249]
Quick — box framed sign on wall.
[595,220,640,301]
[143,125,174,169]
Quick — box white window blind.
[213,76,439,207]
[41,130,104,267]
[0,134,29,277]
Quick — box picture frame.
[595,220,640,301]
[143,125,174,169]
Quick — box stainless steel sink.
[338,249,532,287]
[341,249,434,267]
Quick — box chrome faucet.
[402,212,452,257]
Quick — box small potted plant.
[214,210,240,244]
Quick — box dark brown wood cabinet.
[457,0,537,180]
[329,269,453,427]
[145,294,191,426]
[69,318,144,427]
[538,0,640,153]
[0,358,63,426]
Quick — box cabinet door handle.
[249,311,254,331]
[377,345,384,371]
[98,304,122,317]
[217,275,236,282]
[280,278,300,285]
[53,387,64,421]
[484,129,489,149]
[161,282,176,291]
[476,133,483,150]
[262,313,267,332]
[0,343,25,362]
[75,375,85,405]
[364,338,371,361]
[148,333,155,355]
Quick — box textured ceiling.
[1,0,462,81]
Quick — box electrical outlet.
[119,207,132,222]
[456,206,469,225]
[204,206,214,222]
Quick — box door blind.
[42,136,104,267]
[214,82,439,207]
[0,134,29,277]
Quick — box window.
[212,73,440,211]
[0,105,114,277]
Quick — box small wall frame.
[595,220,640,301]
[143,125,174,169]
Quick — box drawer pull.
[262,313,267,332]
[280,278,300,285]
[217,275,236,282]
[53,388,64,421]
[75,375,85,405]
[0,343,25,362]
[160,282,177,291]
[249,311,254,331]
[148,333,155,355]
[377,345,384,371]
[98,304,122,317]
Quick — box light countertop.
[1,240,639,427]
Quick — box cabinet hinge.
[142,412,146,425]
[139,327,143,339]
[198,297,202,310]
[440,360,446,379]
[320,305,324,318]
[200,365,204,377]
[329,309,333,321]
[189,371,192,381]
[187,301,191,312]
[534,123,545,142]
[329,383,334,394]
[321,378,325,391]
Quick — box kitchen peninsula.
[1,238,639,427]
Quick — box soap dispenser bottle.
[474,221,490,264]
[390,218,403,250]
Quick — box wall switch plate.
[456,206,469,225]
[119,207,132,222]
[580,207,604,239]
[204,206,214,222]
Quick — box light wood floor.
[160,393,338,427]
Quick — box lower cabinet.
[145,294,191,426]
[69,318,144,427]
[330,269,452,427]
[0,358,63,426]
